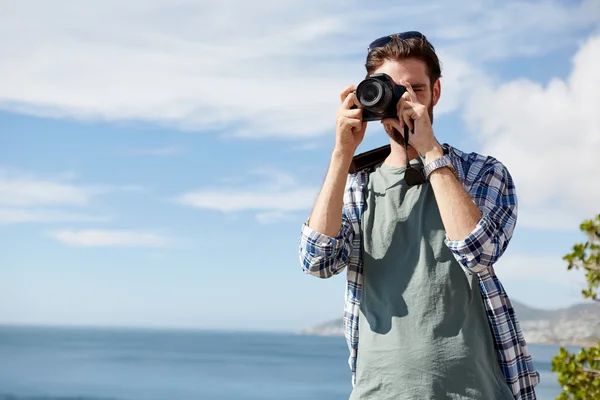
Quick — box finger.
[401,107,415,132]
[396,91,414,122]
[343,118,363,133]
[396,96,405,124]
[403,101,422,119]
[405,85,418,101]
[402,115,413,132]
[342,91,361,110]
[399,81,417,101]
[398,101,415,131]
[340,108,363,119]
[350,119,363,132]
[400,90,415,110]
[360,121,368,134]
[340,85,357,103]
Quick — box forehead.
[372,58,429,86]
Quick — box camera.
[355,73,406,121]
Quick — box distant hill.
[300,300,600,347]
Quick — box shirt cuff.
[444,216,496,273]
[300,220,348,258]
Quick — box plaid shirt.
[298,143,540,400]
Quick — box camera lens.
[360,81,382,105]
[357,78,392,113]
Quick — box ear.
[432,79,441,106]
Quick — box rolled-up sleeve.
[445,161,518,274]
[298,210,355,279]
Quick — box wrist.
[424,142,444,164]
[332,145,354,160]
[331,148,354,169]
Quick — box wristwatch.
[424,154,456,179]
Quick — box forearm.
[426,147,482,241]
[308,150,353,237]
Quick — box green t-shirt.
[349,159,513,400]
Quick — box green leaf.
[554,214,600,400]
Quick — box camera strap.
[403,125,427,186]
[349,144,390,174]
[348,125,426,187]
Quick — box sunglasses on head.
[367,30,435,53]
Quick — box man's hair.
[365,36,442,86]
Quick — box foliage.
[552,344,600,399]
[551,214,600,399]
[563,214,600,301]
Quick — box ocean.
[0,325,569,400]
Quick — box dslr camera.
[354,73,406,121]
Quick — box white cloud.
[495,253,587,287]
[174,169,317,223]
[255,211,296,224]
[0,167,142,224]
[119,145,182,156]
[0,168,100,207]
[1,0,598,139]
[177,189,316,213]
[493,253,588,308]
[434,0,600,61]
[0,208,109,224]
[48,229,172,248]
[463,33,600,231]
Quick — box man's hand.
[382,82,442,160]
[335,85,368,159]
[307,85,366,238]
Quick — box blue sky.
[1,0,599,332]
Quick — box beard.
[387,98,434,145]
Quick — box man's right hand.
[307,86,366,237]
[335,85,367,158]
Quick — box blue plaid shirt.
[298,143,540,400]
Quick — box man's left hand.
[382,82,443,160]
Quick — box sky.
[1,0,599,332]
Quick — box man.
[298,31,539,400]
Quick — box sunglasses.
[367,30,435,53]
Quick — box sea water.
[0,326,569,399]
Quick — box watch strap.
[424,154,454,179]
